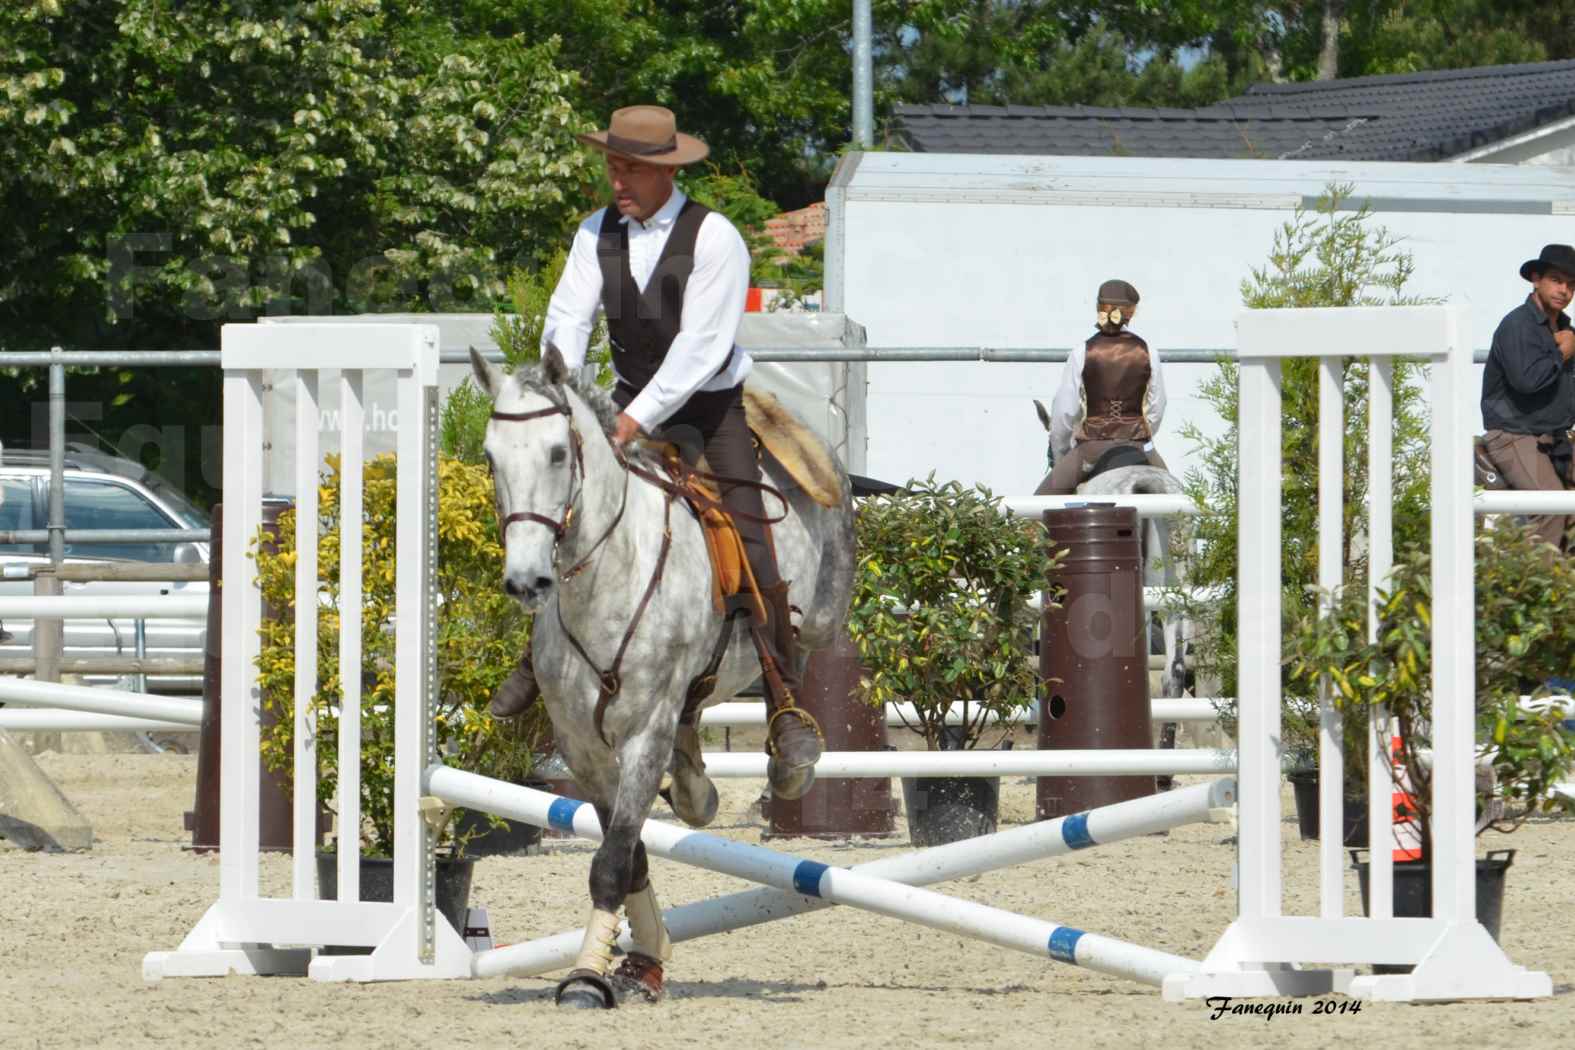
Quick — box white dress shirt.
[1048,334,1167,460]
[541,188,753,430]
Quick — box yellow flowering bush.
[255,452,544,857]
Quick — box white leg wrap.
[625,882,672,962]
[572,907,622,975]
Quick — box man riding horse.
[1036,279,1169,495]
[488,104,823,790]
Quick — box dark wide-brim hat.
[1097,278,1140,306]
[1521,243,1575,281]
[578,105,709,167]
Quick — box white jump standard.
[1165,305,1551,1002]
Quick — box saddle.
[643,445,765,618]
[1083,442,1150,481]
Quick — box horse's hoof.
[767,757,816,801]
[555,970,616,1010]
[669,779,719,828]
[609,953,666,1005]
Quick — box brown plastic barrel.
[1035,504,1155,819]
[187,500,318,852]
[765,628,897,839]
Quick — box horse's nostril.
[504,577,523,596]
[532,576,554,593]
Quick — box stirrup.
[765,703,825,756]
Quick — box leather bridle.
[488,398,629,584]
[488,392,656,746]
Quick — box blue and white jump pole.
[428,767,1230,988]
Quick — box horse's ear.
[542,343,570,387]
[469,346,502,398]
[1033,399,1051,432]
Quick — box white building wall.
[834,152,1575,495]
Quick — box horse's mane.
[510,361,619,436]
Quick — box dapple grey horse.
[471,347,854,1008]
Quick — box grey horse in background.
[471,347,853,1009]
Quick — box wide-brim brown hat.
[1521,243,1575,281]
[578,105,709,167]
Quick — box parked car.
[0,445,210,694]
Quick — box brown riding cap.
[1097,279,1140,306]
[578,105,710,167]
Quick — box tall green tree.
[0,0,594,499]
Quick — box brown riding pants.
[1481,429,1573,551]
[1036,440,1168,496]
[616,383,781,589]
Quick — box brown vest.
[596,199,734,391]
[1078,331,1152,443]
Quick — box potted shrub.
[847,476,1056,846]
[255,449,545,936]
[1171,183,1436,832]
[1287,520,1575,964]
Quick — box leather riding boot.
[756,581,822,776]
[489,651,540,718]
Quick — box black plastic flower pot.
[316,852,475,955]
[1351,848,1514,975]
[900,773,1001,847]
[899,728,1009,847]
[1287,769,1369,847]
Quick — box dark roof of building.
[896,57,1575,161]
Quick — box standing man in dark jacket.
[487,106,823,797]
[1481,243,1575,551]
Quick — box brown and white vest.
[1076,331,1153,444]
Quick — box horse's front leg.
[556,726,674,1010]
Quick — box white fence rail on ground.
[0,709,193,733]
[0,677,203,726]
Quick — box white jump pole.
[427,768,1201,988]
[0,677,203,726]
[467,777,1237,980]
[693,749,1238,778]
[0,709,192,733]
[0,594,208,618]
[699,698,1222,727]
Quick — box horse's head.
[471,344,585,609]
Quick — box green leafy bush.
[1287,522,1575,855]
[847,476,1057,750]
[255,453,543,858]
